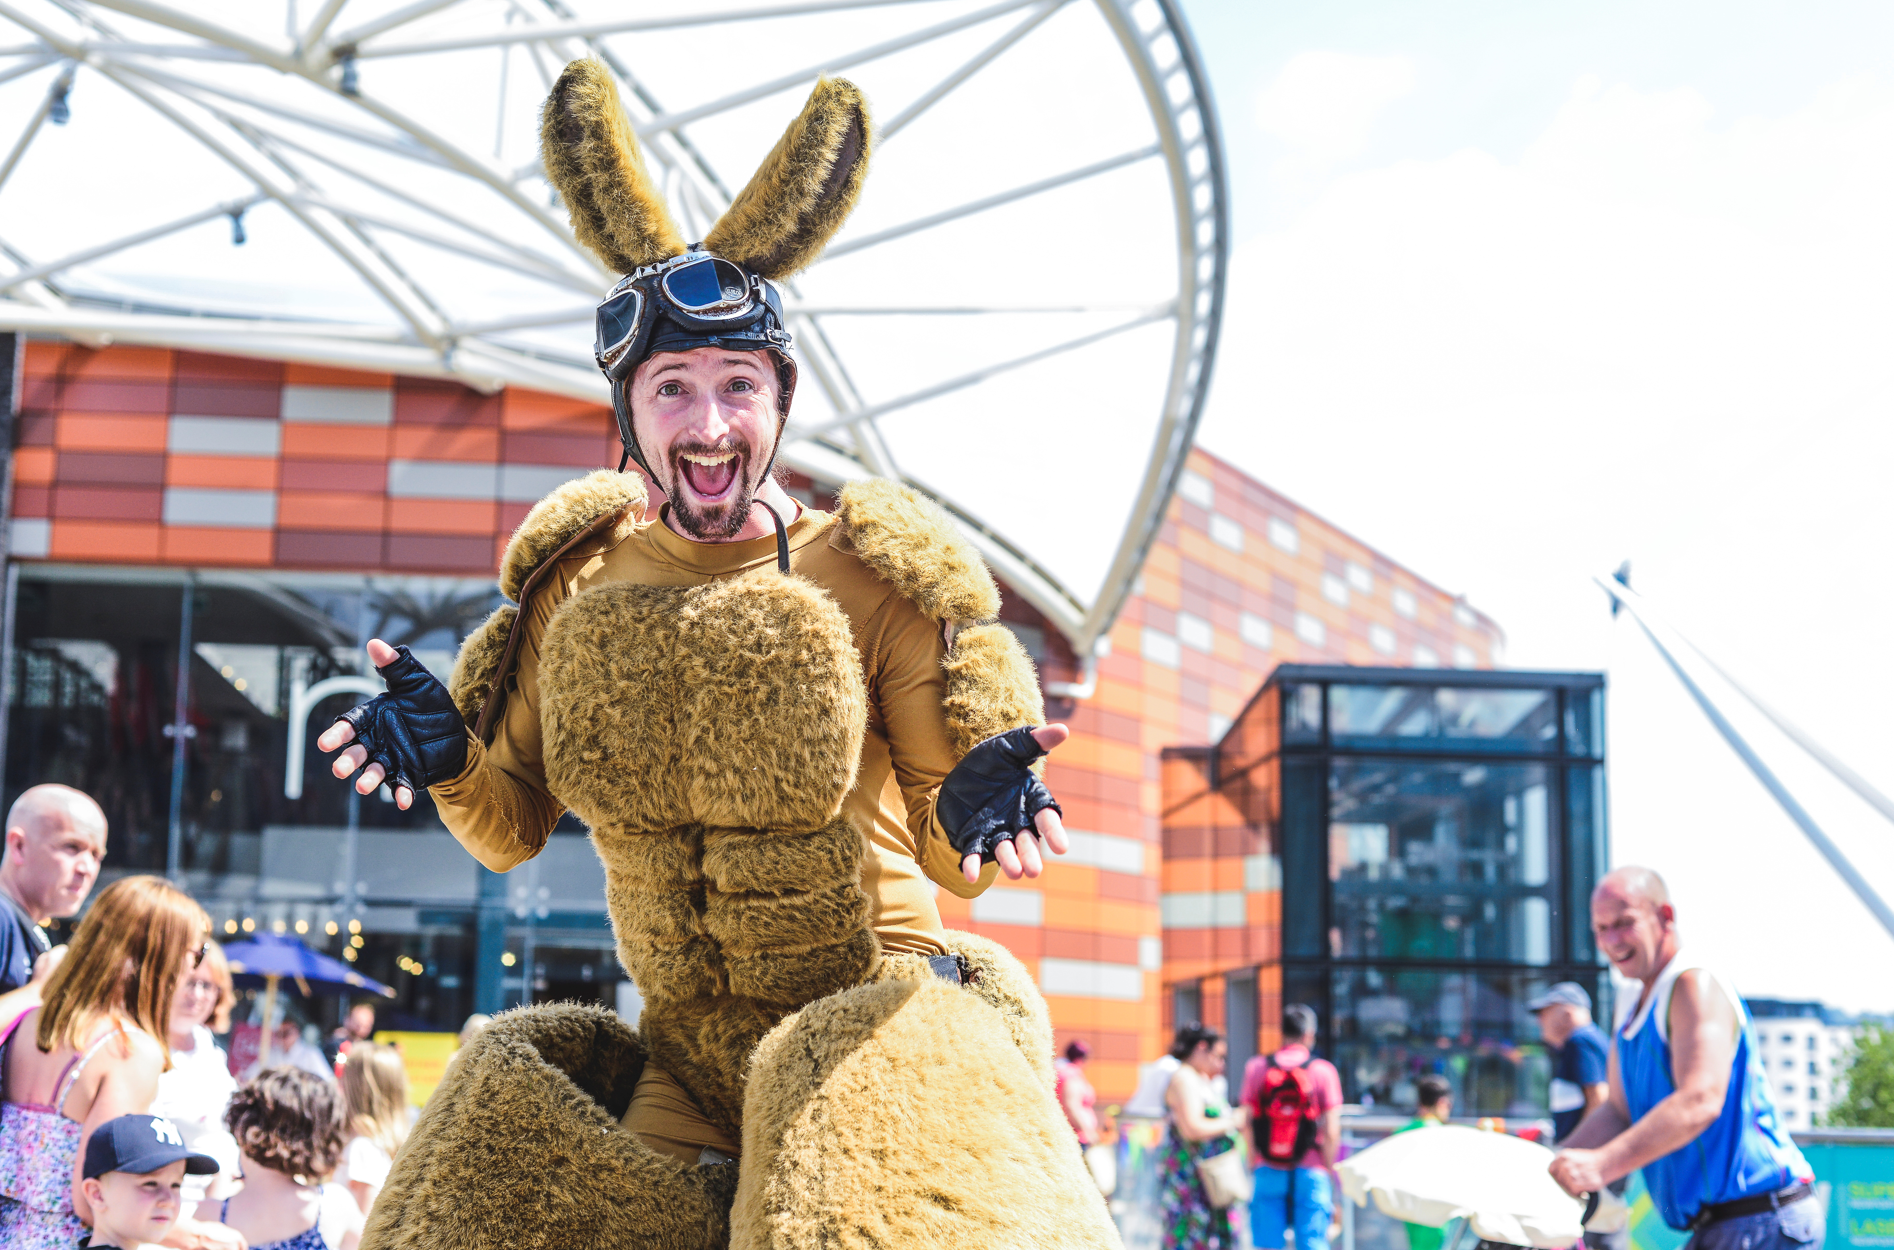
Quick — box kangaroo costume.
[344,61,1123,1250]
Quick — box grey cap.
[1526,982,1592,1013]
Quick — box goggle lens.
[595,287,644,363]
[664,258,750,311]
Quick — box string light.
[223,919,237,934]
[350,934,364,949]
[271,919,286,933]
[294,919,308,934]
[325,921,339,936]
[241,917,255,932]
[500,952,516,967]
[348,919,362,934]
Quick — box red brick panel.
[173,351,283,418]
[394,378,502,426]
[278,530,381,567]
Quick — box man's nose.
[686,393,735,439]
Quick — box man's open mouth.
[679,450,740,501]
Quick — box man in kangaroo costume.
[317,60,1124,1250]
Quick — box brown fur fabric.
[835,479,1000,624]
[703,78,872,280]
[941,623,1047,772]
[731,973,1121,1249]
[498,469,647,602]
[539,572,866,832]
[448,604,515,731]
[879,929,1056,1087]
[539,568,878,1140]
[542,60,687,273]
[360,1003,736,1250]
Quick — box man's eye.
[729,379,753,392]
[657,382,683,396]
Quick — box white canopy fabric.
[1337,1125,1594,1249]
[0,0,1229,661]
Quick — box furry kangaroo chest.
[536,567,878,1135]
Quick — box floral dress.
[0,1017,129,1250]
[1157,1064,1237,1250]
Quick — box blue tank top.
[1615,953,1811,1230]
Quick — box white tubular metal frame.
[0,0,1227,657]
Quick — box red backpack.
[1249,1053,1320,1166]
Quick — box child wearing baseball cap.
[80,1113,220,1250]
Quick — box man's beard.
[665,436,763,539]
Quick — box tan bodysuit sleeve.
[873,590,999,899]
[428,578,567,872]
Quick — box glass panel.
[1567,765,1607,965]
[1329,965,1606,1118]
[5,571,511,1029]
[1283,682,1322,745]
[8,573,502,860]
[664,259,724,308]
[595,288,642,354]
[1226,972,1258,1079]
[1565,686,1604,757]
[1330,684,1558,754]
[1280,758,1328,958]
[1173,982,1203,1031]
[712,259,749,303]
[1328,759,1555,963]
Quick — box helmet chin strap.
[752,498,791,574]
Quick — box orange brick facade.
[4,344,1501,1105]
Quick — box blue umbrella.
[223,933,395,997]
[222,933,394,1070]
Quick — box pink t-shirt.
[1240,1044,1341,1171]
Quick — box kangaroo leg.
[731,942,1122,1250]
[362,1003,736,1250]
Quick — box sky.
[1177,0,1894,1011]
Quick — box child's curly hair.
[225,1067,349,1180]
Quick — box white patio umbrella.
[1337,1125,1623,1249]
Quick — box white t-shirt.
[315,1181,364,1249]
[152,1026,240,1205]
[338,1135,393,1209]
[242,1038,336,1085]
[1168,1062,1230,1124]
[1122,1055,1181,1119]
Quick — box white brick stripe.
[971,889,1042,926]
[168,416,281,457]
[163,488,276,529]
[282,385,393,424]
[1061,830,1147,876]
[1040,957,1144,1002]
[1161,891,1246,929]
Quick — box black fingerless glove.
[335,645,468,794]
[937,726,1063,863]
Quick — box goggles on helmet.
[594,250,788,380]
[592,249,797,477]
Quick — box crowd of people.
[1075,863,1823,1250]
[0,762,1828,1250]
[0,784,440,1250]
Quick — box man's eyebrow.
[649,362,688,378]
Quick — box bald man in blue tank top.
[1548,867,1821,1250]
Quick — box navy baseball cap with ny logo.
[84,1114,221,1180]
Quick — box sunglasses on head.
[594,251,769,380]
[192,940,208,969]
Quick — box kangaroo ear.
[703,77,871,280]
[541,59,687,273]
